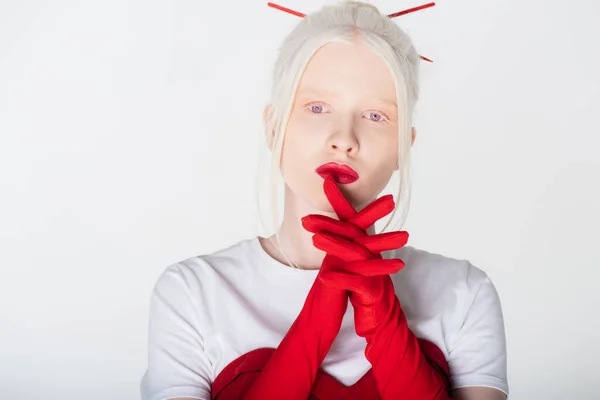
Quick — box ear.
[263,104,274,150]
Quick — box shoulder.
[151,237,257,303]
[160,237,256,280]
[388,245,492,295]
[385,245,500,328]
[389,247,508,395]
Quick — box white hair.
[255,1,421,268]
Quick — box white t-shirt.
[140,237,508,400]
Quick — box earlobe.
[263,104,272,122]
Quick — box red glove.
[216,260,347,400]
[303,178,452,399]
[213,179,400,400]
[211,178,449,399]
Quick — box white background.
[1,0,599,399]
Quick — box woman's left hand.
[302,178,452,399]
[301,177,410,337]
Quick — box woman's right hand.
[212,178,402,400]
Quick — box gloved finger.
[350,194,395,230]
[349,276,397,335]
[312,232,371,262]
[354,231,409,253]
[318,272,382,304]
[301,214,364,239]
[342,258,405,276]
[323,178,356,221]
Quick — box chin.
[304,190,336,214]
[285,173,367,214]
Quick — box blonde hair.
[255,1,421,268]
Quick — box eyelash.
[304,103,390,123]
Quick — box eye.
[364,111,389,123]
[305,103,330,114]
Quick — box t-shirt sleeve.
[140,263,212,400]
[446,264,509,396]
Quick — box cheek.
[280,130,314,178]
[361,134,398,190]
[287,107,332,137]
[381,130,399,160]
[282,118,323,162]
[364,132,398,163]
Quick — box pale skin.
[261,37,405,271]
[262,38,505,400]
[172,38,506,400]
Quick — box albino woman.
[141,2,508,399]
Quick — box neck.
[261,184,375,270]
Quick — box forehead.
[297,39,396,101]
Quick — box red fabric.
[212,339,447,400]
[304,179,452,399]
[233,261,347,399]
[210,178,451,399]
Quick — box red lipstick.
[315,162,359,184]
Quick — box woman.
[141,2,508,399]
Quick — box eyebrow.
[297,88,397,111]
[297,88,339,97]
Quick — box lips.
[315,162,359,184]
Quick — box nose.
[328,132,359,156]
